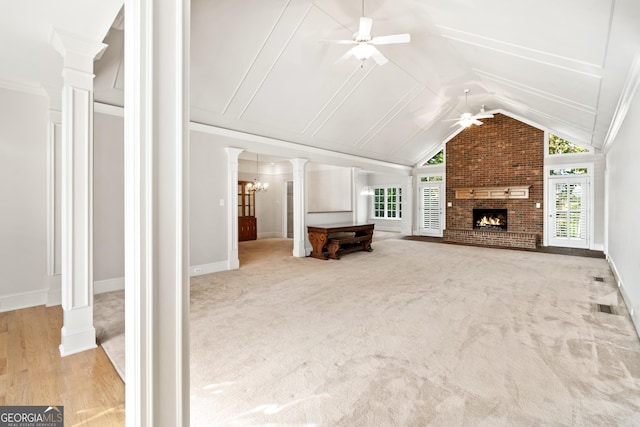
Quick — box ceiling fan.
[330,1,410,65]
[449,89,494,128]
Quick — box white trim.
[370,185,403,220]
[53,28,102,357]
[608,256,640,338]
[95,277,125,294]
[46,110,62,308]
[191,121,411,173]
[544,130,593,158]
[374,225,404,233]
[124,0,191,423]
[94,102,125,117]
[225,147,243,270]
[602,50,640,152]
[443,109,548,147]
[544,162,594,249]
[258,232,284,239]
[417,179,445,237]
[603,164,609,256]
[591,243,604,252]
[59,325,97,357]
[0,79,47,96]
[417,146,445,168]
[190,261,228,277]
[282,181,291,238]
[0,289,48,313]
[93,104,409,173]
[289,159,308,257]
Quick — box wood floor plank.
[1,305,125,426]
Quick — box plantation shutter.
[422,186,440,230]
[549,177,588,248]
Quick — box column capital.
[225,147,244,164]
[50,28,107,72]
[289,158,308,169]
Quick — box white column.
[289,159,308,257]
[124,0,190,425]
[226,147,243,270]
[402,175,413,235]
[51,29,106,356]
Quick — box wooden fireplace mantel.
[453,185,530,200]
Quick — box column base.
[59,325,97,357]
[292,240,307,258]
[59,305,97,357]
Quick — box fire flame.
[478,215,502,226]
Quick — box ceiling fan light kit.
[330,3,410,65]
[449,90,494,129]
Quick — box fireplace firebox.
[473,208,507,231]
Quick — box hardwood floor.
[0,305,125,426]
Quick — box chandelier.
[247,153,269,193]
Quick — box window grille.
[372,187,402,219]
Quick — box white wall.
[606,88,640,335]
[189,130,230,269]
[93,112,124,283]
[366,172,412,233]
[305,163,355,228]
[0,87,48,311]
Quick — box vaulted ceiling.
[3,0,640,167]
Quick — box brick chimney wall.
[445,113,544,243]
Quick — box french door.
[419,182,443,236]
[548,177,589,248]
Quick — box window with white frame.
[547,133,591,156]
[372,187,402,219]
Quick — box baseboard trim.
[190,261,228,277]
[374,226,402,233]
[607,255,640,338]
[258,232,283,239]
[95,277,125,294]
[0,289,48,313]
[59,325,97,357]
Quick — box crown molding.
[602,51,640,153]
[0,79,47,97]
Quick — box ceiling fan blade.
[451,122,463,128]
[369,46,388,65]
[335,49,355,64]
[358,17,373,38]
[472,119,483,126]
[370,33,411,45]
[324,39,357,45]
[473,113,494,120]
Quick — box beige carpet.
[95,237,640,426]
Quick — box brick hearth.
[443,229,538,249]
[444,114,544,249]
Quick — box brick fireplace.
[443,114,544,249]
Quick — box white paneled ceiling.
[2,0,639,167]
